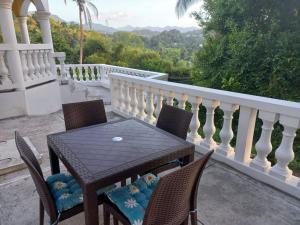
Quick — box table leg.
[84,185,99,225]
[48,146,60,175]
[181,152,195,166]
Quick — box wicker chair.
[151,104,193,175]
[62,100,107,130]
[103,151,213,225]
[156,104,193,140]
[15,131,107,225]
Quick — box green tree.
[192,0,300,101]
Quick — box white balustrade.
[216,103,239,157]
[250,111,278,172]
[137,85,146,121]
[20,51,29,81]
[155,89,164,119]
[109,73,300,199]
[123,81,131,114]
[39,50,46,77]
[145,87,156,124]
[17,44,55,87]
[176,93,188,110]
[32,50,41,78]
[188,96,202,144]
[129,83,139,117]
[201,99,220,150]
[0,49,13,90]
[269,115,300,181]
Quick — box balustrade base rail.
[109,72,300,199]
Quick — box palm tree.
[64,0,99,64]
[175,0,200,18]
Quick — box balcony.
[1,61,300,224]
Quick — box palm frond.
[175,0,200,18]
[86,1,99,19]
[85,7,93,29]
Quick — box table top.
[47,118,194,187]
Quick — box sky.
[30,0,203,28]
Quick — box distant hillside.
[118,25,198,33]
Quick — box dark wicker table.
[47,118,195,225]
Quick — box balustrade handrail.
[0,44,14,51]
[17,44,52,51]
[110,73,300,118]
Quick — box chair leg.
[121,179,126,186]
[181,217,188,225]
[190,211,197,225]
[103,205,110,225]
[113,216,119,225]
[39,199,44,225]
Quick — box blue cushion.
[106,174,159,225]
[47,173,115,212]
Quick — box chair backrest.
[15,131,57,221]
[156,104,193,140]
[143,151,213,225]
[62,100,107,130]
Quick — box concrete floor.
[0,111,300,225]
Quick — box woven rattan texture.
[156,104,193,140]
[47,119,194,184]
[62,100,107,131]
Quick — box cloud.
[99,11,130,21]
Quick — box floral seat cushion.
[106,174,159,225]
[47,173,115,212]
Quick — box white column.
[155,89,164,120]
[129,83,138,117]
[188,96,202,144]
[176,93,188,110]
[201,99,220,150]
[145,87,155,124]
[137,85,146,121]
[269,115,300,181]
[17,16,30,44]
[216,103,239,157]
[0,0,25,90]
[250,111,278,172]
[167,91,175,106]
[123,81,131,114]
[35,11,53,45]
[234,106,257,163]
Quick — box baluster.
[167,91,175,106]
[90,66,95,80]
[20,51,29,81]
[84,66,89,81]
[130,83,138,117]
[145,87,156,124]
[38,50,46,77]
[216,103,239,157]
[250,111,278,172]
[201,99,220,150]
[123,81,131,114]
[137,85,146,120]
[188,96,202,144]
[32,50,41,78]
[118,80,125,111]
[0,51,11,86]
[27,50,35,79]
[44,50,51,76]
[155,89,164,120]
[111,78,120,109]
[269,115,300,181]
[176,93,188,110]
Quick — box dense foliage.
[192,0,300,174]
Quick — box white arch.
[19,0,49,16]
